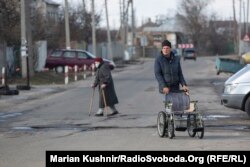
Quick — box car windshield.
[185,49,195,53]
[86,51,96,58]
[186,51,194,53]
[85,51,111,63]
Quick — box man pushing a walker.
[154,40,189,93]
[154,40,189,111]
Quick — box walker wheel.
[167,117,175,139]
[187,114,196,137]
[197,120,204,139]
[157,111,167,137]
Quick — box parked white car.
[221,64,250,117]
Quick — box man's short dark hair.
[162,40,172,48]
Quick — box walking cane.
[102,88,109,116]
[88,88,95,116]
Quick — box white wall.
[35,40,47,71]
[0,42,6,71]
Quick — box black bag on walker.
[165,92,190,111]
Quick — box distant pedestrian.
[91,57,119,116]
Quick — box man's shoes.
[108,110,119,116]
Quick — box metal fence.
[0,40,161,82]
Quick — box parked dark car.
[183,48,196,61]
[45,49,116,73]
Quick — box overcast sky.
[56,0,243,29]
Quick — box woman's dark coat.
[93,62,118,108]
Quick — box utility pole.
[82,0,86,13]
[19,0,31,89]
[115,0,123,40]
[64,0,71,49]
[131,0,135,46]
[233,0,238,54]
[105,0,113,60]
[91,0,96,56]
[239,0,242,56]
[247,0,249,33]
[243,1,246,34]
[20,0,27,78]
[122,0,126,46]
[124,0,132,46]
[125,0,130,46]
[26,0,34,83]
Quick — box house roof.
[137,18,159,31]
[143,18,184,33]
[209,20,236,27]
[45,0,60,6]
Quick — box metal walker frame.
[157,100,204,139]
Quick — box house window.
[153,35,162,42]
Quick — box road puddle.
[206,124,250,130]
[204,115,230,120]
[223,125,250,130]
[12,127,34,130]
[11,124,92,132]
[212,81,224,86]
[0,112,22,121]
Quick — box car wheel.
[55,66,64,73]
[245,96,250,117]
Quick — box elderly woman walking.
[91,57,119,116]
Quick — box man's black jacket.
[154,51,187,93]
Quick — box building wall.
[32,0,60,21]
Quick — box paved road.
[0,56,250,167]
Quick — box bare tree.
[0,0,20,45]
[177,0,211,51]
[31,3,102,50]
[68,4,102,44]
